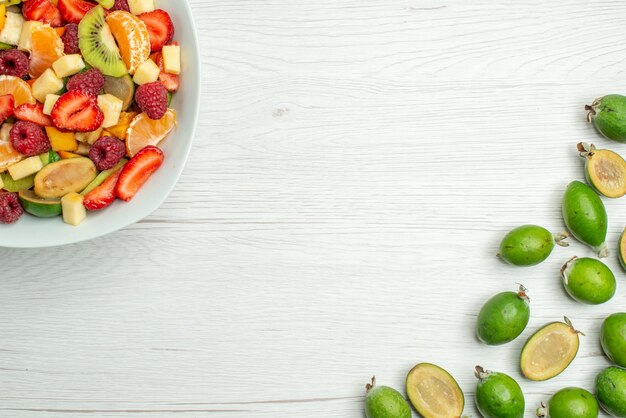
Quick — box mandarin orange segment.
[126,109,176,157]
[0,76,36,106]
[29,25,64,78]
[106,11,150,75]
[0,132,24,172]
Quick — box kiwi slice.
[78,6,128,77]
[104,74,135,110]
[95,0,115,8]
[0,42,13,50]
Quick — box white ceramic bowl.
[0,1,201,248]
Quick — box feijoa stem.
[560,256,577,278]
[474,365,490,380]
[577,142,595,158]
[554,231,570,247]
[564,316,585,336]
[516,283,530,303]
[365,376,376,393]
[597,243,609,259]
[536,402,547,418]
[586,98,601,123]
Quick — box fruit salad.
[0,0,179,226]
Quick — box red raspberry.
[135,81,168,120]
[89,136,126,170]
[61,23,79,54]
[0,50,29,78]
[10,121,50,156]
[111,0,130,11]
[0,192,24,224]
[66,68,105,97]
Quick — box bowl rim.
[0,1,201,249]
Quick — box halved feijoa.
[364,377,411,418]
[536,387,599,418]
[578,142,626,198]
[406,363,464,418]
[619,228,626,271]
[586,95,626,143]
[78,6,128,77]
[476,284,530,345]
[520,317,582,381]
[596,366,626,416]
[601,313,626,368]
[103,74,134,110]
[34,157,97,199]
[18,189,62,218]
[561,256,616,305]
[562,180,608,257]
[475,366,524,418]
[498,225,569,266]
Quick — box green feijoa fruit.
[406,363,464,418]
[364,377,411,418]
[562,180,608,257]
[536,387,599,418]
[561,256,616,305]
[476,284,530,345]
[586,95,626,143]
[475,366,524,418]
[601,313,626,368]
[521,317,582,381]
[578,142,626,198]
[596,366,626,416]
[498,225,568,266]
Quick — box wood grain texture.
[3,0,626,416]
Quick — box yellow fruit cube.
[75,128,103,145]
[132,58,159,85]
[0,5,7,32]
[107,111,137,140]
[8,155,43,180]
[43,94,60,115]
[128,0,154,15]
[52,54,85,78]
[0,13,24,46]
[45,126,78,152]
[17,20,43,51]
[61,192,86,226]
[97,94,123,128]
[75,142,90,156]
[162,45,180,75]
[32,68,63,103]
[0,122,12,143]
[58,151,81,159]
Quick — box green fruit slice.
[0,42,13,50]
[18,189,62,218]
[0,172,34,192]
[578,142,626,198]
[81,158,127,195]
[521,317,581,381]
[562,180,608,257]
[34,158,97,199]
[596,366,626,416]
[601,313,626,368]
[536,387,598,418]
[78,6,128,77]
[103,74,134,111]
[94,0,115,8]
[406,363,464,418]
[476,285,530,345]
[364,377,411,418]
[498,225,568,266]
[561,256,615,305]
[475,366,524,418]
[586,95,626,143]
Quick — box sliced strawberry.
[14,103,53,126]
[138,9,174,51]
[22,0,64,27]
[50,90,104,132]
[115,145,163,202]
[84,169,122,210]
[0,95,15,125]
[58,0,96,24]
[151,50,179,92]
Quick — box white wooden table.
[3,0,626,416]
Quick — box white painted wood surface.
[3,0,626,416]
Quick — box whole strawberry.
[135,81,168,120]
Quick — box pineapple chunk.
[75,127,103,145]
[8,155,43,180]
[45,126,77,151]
[132,58,159,85]
[97,94,123,128]
[43,94,60,115]
[75,142,90,156]
[17,20,43,51]
[128,0,154,15]
[0,122,12,142]
[61,192,86,226]
[32,68,63,103]
[52,54,85,78]
[162,45,180,75]
[0,12,23,46]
